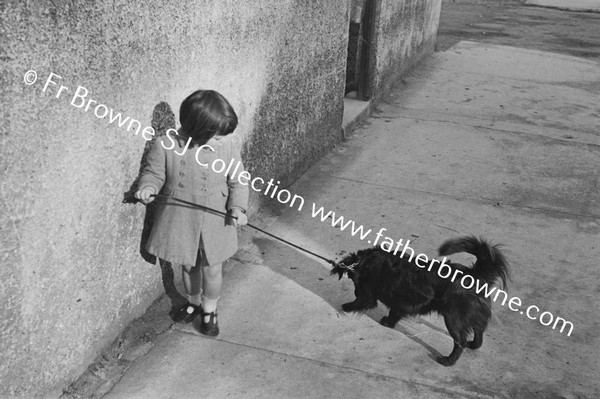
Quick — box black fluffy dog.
[331,236,509,366]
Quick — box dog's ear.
[330,263,346,280]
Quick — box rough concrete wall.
[370,0,442,100]
[0,0,349,397]
[243,4,349,192]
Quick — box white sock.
[202,296,219,314]
[187,292,202,307]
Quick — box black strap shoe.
[170,303,202,324]
[198,311,219,337]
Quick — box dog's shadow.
[393,319,450,362]
[251,236,454,362]
[249,236,349,310]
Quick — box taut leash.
[148,194,338,266]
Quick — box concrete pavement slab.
[394,42,600,138]
[308,117,599,217]
[105,329,470,399]
[437,0,600,59]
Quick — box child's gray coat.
[138,134,249,266]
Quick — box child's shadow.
[122,101,187,312]
[251,236,450,362]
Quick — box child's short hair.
[179,90,238,143]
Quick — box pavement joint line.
[325,174,599,219]
[174,329,491,399]
[524,3,600,14]
[425,68,600,84]
[432,223,462,233]
[373,109,600,147]
[432,52,600,80]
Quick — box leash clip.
[342,261,359,272]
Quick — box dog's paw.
[380,316,394,328]
[467,340,482,350]
[436,356,456,367]
[341,302,357,312]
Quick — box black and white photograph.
[1,0,599,397]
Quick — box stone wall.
[370,0,442,100]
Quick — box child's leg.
[182,264,203,306]
[201,262,222,321]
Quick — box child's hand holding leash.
[228,207,247,227]
[134,187,156,205]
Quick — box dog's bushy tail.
[438,236,509,289]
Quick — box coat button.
[180,160,186,165]
[178,183,185,188]
[179,171,185,177]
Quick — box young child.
[135,89,249,337]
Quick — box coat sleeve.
[226,142,249,212]
[138,138,167,194]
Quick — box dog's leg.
[467,329,484,350]
[439,342,464,367]
[380,308,405,328]
[438,316,468,366]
